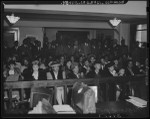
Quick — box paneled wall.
[4,21,130,48]
[19,27,43,47]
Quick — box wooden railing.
[4,75,146,89]
[4,75,147,109]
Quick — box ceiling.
[4,9,147,24]
[3,1,147,25]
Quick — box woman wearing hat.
[4,60,22,81]
[47,61,66,80]
[46,61,66,105]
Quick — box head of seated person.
[70,55,75,63]
[113,57,119,66]
[32,63,39,72]
[89,54,96,65]
[39,58,47,70]
[59,55,65,65]
[51,61,60,72]
[78,55,84,64]
[100,57,106,66]
[66,60,72,70]
[32,63,40,80]
[5,60,21,81]
[94,62,102,71]
[21,57,29,67]
[12,54,20,61]
[8,60,16,72]
[71,62,79,74]
[70,62,84,78]
[32,58,39,66]
[127,60,133,69]
[107,62,118,76]
[84,59,90,68]
[118,68,126,76]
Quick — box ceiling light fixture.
[109,18,121,27]
[6,13,20,24]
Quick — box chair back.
[30,87,53,108]
[71,82,96,114]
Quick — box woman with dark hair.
[65,60,72,79]
[20,57,30,73]
[59,55,66,71]
[125,60,135,76]
[113,57,121,73]
[89,54,96,72]
[70,55,75,64]
[4,60,21,82]
[82,59,92,78]
[78,55,84,73]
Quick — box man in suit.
[46,61,66,105]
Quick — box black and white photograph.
[1,0,149,118]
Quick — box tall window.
[136,24,147,46]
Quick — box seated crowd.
[3,37,148,106]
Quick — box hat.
[106,62,115,68]
[50,61,60,67]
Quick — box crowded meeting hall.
[2,1,149,117]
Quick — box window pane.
[141,30,147,42]
[136,30,147,42]
[136,31,142,42]
[142,24,147,30]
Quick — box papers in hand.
[89,86,98,103]
[28,101,43,114]
[28,99,56,114]
[53,105,76,114]
[126,96,147,108]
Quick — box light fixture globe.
[109,18,121,27]
[6,13,20,24]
